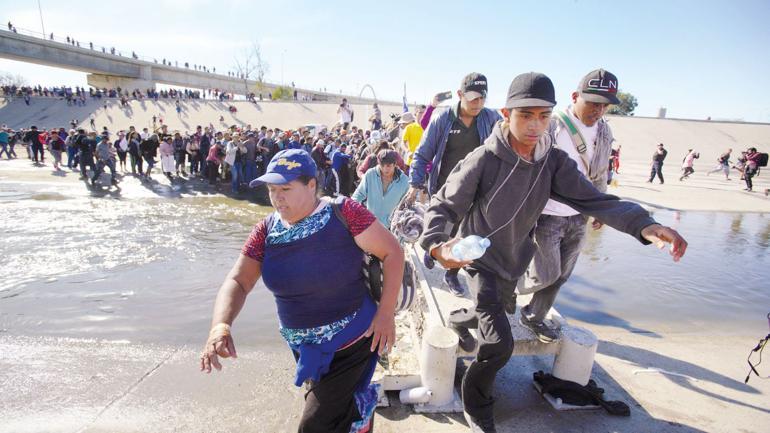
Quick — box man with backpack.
[744,147,768,192]
[515,69,618,343]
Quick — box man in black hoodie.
[421,72,687,433]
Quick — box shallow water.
[1,177,768,349]
[562,210,770,336]
[0,179,280,346]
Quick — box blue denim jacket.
[409,103,501,194]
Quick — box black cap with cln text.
[461,72,488,100]
[505,72,557,109]
[578,69,620,104]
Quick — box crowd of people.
[1,84,243,106]
[0,109,426,202]
[647,143,768,192]
[5,69,753,433]
[2,82,330,109]
[192,70,691,433]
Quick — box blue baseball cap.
[249,149,317,187]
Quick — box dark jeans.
[67,146,78,168]
[93,159,117,183]
[231,161,244,193]
[32,143,45,162]
[244,160,257,184]
[297,335,375,433]
[200,146,210,176]
[745,167,756,190]
[0,142,8,158]
[144,155,156,174]
[79,153,96,178]
[189,152,201,174]
[207,161,219,183]
[129,152,143,173]
[648,161,664,183]
[448,267,517,421]
[175,152,186,171]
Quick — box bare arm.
[200,254,262,373]
[353,221,404,355]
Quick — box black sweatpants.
[448,267,517,421]
[297,334,375,433]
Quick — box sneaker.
[450,322,477,352]
[444,271,465,296]
[519,316,559,343]
[463,411,497,433]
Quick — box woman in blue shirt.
[201,149,404,432]
[352,149,410,228]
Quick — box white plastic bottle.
[451,235,491,261]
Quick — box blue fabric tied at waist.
[289,294,378,388]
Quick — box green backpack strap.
[555,111,592,175]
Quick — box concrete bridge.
[0,27,385,104]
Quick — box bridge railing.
[1,26,395,104]
[1,25,227,74]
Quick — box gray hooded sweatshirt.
[420,121,656,283]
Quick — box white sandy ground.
[1,327,768,433]
[1,107,769,432]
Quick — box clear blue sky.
[1,0,769,122]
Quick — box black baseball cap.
[505,72,557,109]
[461,72,488,100]
[578,69,620,104]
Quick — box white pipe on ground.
[419,326,459,406]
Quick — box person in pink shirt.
[206,133,224,184]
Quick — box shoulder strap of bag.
[555,110,592,176]
[330,197,384,302]
[329,197,349,231]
